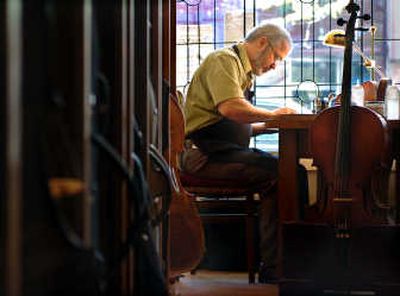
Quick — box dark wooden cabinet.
[1,1,175,295]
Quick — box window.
[176,0,400,151]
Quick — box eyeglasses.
[267,40,284,63]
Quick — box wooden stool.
[181,174,273,283]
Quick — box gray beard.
[251,47,269,76]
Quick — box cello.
[168,93,205,278]
[280,1,400,295]
[310,1,389,227]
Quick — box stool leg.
[246,213,256,283]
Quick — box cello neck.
[335,1,360,182]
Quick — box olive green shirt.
[184,43,254,135]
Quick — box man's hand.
[272,107,297,116]
[251,107,296,136]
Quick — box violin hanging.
[279,2,400,295]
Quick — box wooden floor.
[170,270,278,296]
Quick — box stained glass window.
[176,0,400,151]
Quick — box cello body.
[279,2,400,295]
[168,93,205,278]
[310,105,390,226]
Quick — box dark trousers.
[180,146,308,269]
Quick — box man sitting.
[180,22,308,283]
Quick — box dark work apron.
[187,117,251,154]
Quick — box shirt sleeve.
[202,53,244,106]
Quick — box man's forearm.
[218,98,276,123]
